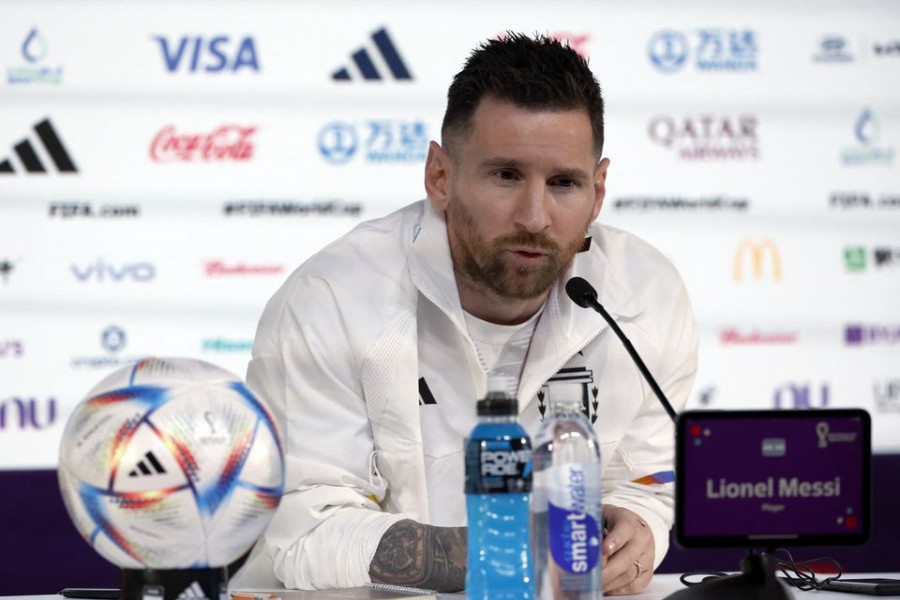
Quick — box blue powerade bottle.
[465,383,534,600]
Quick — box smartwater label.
[547,463,602,574]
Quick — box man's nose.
[514,183,551,233]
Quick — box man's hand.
[369,520,467,592]
[601,505,655,595]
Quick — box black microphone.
[565,276,678,423]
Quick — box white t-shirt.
[420,307,543,523]
[464,307,543,398]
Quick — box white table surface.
[5,574,898,600]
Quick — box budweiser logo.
[720,329,797,345]
[204,261,284,277]
[150,124,256,162]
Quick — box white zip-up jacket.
[232,199,698,590]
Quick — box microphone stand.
[566,277,678,423]
[567,277,791,598]
[663,548,792,600]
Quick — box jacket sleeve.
[600,272,699,570]
[237,273,407,589]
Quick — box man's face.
[433,96,608,308]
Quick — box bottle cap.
[476,393,518,416]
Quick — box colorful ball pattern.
[57,357,284,569]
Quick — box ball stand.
[121,567,228,600]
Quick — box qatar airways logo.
[649,114,758,161]
[150,124,257,162]
[204,260,284,277]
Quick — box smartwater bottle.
[465,383,534,600]
[532,393,603,600]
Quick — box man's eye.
[495,169,518,181]
[553,178,578,188]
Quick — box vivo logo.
[152,35,260,72]
[0,397,57,430]
[774,383,830,409]
[0,340,23,358]
[71,260,156,283]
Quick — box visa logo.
[71,259,156,282]
[152,35,260,73]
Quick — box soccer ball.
[57,357,284,570]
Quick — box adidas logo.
[332,27,412,81]
[176,581,208,600]
[0,118,77,174]
[128,450,167,477]
[418,376,437,406]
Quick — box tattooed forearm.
[369,519,466,592]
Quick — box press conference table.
[4,574,899,600]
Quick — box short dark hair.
[441,32,605,157]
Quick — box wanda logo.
[150,124,257,162]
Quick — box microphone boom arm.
[585,296,678,423]
[566,276,679,423]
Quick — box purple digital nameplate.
[676,409,871,547]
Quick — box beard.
[446,195,590,301]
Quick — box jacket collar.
[408,200,468,332]
[410,200,644,317]
[408,199,646,398]
[515,230,646,406]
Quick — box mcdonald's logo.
[733,238,782,281]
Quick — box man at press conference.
[231,33,698,596]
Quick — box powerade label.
[547,463,602,574]
[465,438,533,494]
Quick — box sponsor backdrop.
[1,0,899,470]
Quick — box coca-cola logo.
[150,124,257,162]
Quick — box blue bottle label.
[546,464,602,574]
[466,437,532,494]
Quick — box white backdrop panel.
[1,0,898,468]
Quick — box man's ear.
[591,157,611,221]
[425,141,453,210]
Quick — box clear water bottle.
[465,383,534,600]
[532,392,603,600]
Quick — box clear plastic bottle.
[465,384,535,600]
[532,393,603,600]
